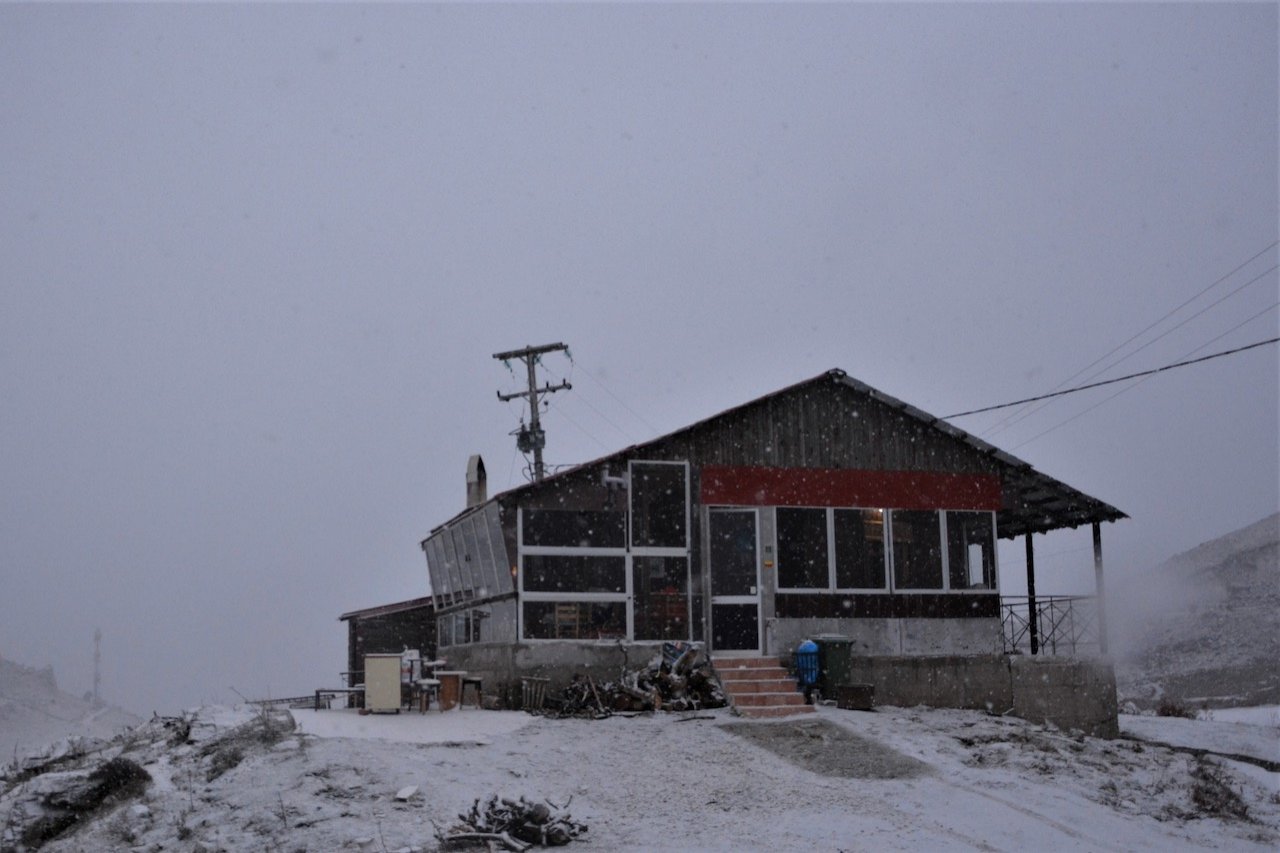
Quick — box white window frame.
[517,507,629,642]
[775,505,891,594]
[515,460,693,643]
[627,458,691,637]
[886,508,947,593]
[941,509,1000,595]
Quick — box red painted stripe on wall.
[699,466,1001,511]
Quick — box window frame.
[515,460,692,643]
[517,506,631,642]
[943,509,1000,593]
[884,509,1000,594]
[774,505,891,594]
[627,460,691,552]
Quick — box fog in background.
[2,4,1276,714]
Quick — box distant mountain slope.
[0,656,141,762]
[1115,513,1279,708]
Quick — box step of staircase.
[712,655,815,718]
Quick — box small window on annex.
[776,508,828,589]
[629,462,687,549]
[439,610,484,647]
[947,511,997,590]
[891,510,943,590]
[834,509,887,589]
[633,556,689,640]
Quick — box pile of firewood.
[535,642,727,718]
[438,794,587,851]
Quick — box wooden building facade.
[420,370,1125,677]
[339,596,437,687]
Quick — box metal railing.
[1001,595,1100,657]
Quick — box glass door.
[708,508,761,653]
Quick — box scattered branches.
[439,795,587,850]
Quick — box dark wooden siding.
[635,379,999,476]
[346,607,437,682]
[776,593,1000,619]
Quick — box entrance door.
[708,508,761,654]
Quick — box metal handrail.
[1001,595,1099,657]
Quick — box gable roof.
[486,369,1126,539]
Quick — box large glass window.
[776,508,829,589]
[709,510,757,597]
[522,601,627,640]
[522,509,625,549]
[522,555,626,594]
[461,519,482,593]
[834,509,887,589]
[947,511,997,590]
[485,503,515,594]
[633,556,689,640]
[630,462,687,548]
[891,510,943,590]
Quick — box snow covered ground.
[1120,712,1277,767]
[4,703,1277,852]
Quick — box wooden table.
[435,671,466,711]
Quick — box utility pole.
[493,343,571,482]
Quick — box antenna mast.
[493,342,571,482]
[93,627,101,706]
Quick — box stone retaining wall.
[839,654,1119,738]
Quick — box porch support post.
[1093,522,1109,656]
[1025,532,1039,655]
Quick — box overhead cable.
[981,241,1278,437]
[946,335,1279,419]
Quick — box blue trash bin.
[795,640,819,703]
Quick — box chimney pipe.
[466,455,487,508]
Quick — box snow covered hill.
[0,656,141,763]
[1114,513,1279,708]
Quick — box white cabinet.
[364,654,402,713]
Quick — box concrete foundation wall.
[1009,656,1119,738]
[433,641,676,708]
[768,617,1003,658]
[837,654,1119,738]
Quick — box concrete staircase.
[712,656,815,718]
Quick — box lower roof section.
[339,595,434,622]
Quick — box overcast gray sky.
[2,3,1276,714]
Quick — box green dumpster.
[812,635,854,700]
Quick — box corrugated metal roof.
[483,369,1127,538]
[339,595,434,622]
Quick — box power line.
[565,351,664,436]
[981,241,1278,437]
[1007,308,1278,450]
[984,262,1277,438]
[946,336,1279,419]
[541,363,641,445]
[544,398,614,454]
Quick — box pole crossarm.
[492,342,572,482]
[492,342,568,361]
[496,380,572,402]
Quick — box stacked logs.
[535,642,727,719]
[439,795,587,851]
